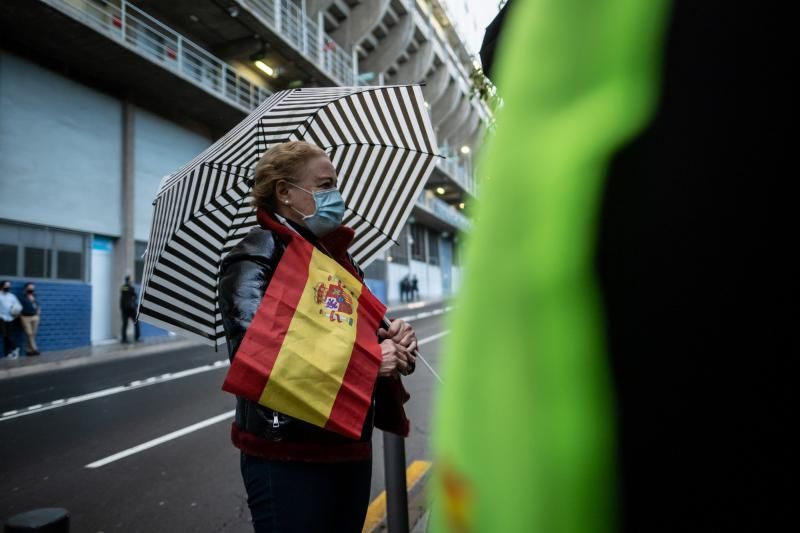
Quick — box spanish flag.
[222,223,386,440]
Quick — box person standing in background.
[19,282,41,356]
[400,274,410,302]
[119,275,140,343]
[1,280,22,358]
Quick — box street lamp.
[460,145,471,155]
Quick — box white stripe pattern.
[139,85,438,345]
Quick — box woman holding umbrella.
[219,141,418,532]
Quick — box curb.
[0,339,202,381]
[385,299,450,315]
[364,461,433,533]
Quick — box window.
[53,232,85,280]
[56,251,82,280]
[24,247,50,278]
[410,224,426,262]
[427,229,440,266]
[135,241,148,283]
[0,220,88,281]
[389,226,409,265]
[0,244,17,276]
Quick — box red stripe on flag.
[325,286,387,439]
[222,238,313,400]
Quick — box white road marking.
[85,410,235,469]
[414,331,449,384]
[0,360,231,422]
[418,331,450,346]
[395,305,453,323]
[82,330,451,469]
[2,306,454,422]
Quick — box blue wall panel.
[138,321,170,338]
[365,278,388,306]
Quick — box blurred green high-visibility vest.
[431,1,669,531]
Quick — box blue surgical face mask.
[287,182,346,236]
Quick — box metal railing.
[416,191,471,232]
[437,157,475,196]
[242,0,357,86]
[41,0,272,112]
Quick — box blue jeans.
[240,452,372,533]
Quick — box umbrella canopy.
[137,85,438,345]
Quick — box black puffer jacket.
[218,224,374,446]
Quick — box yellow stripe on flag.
[260,248,365,427]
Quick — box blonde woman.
[219,141,417,532]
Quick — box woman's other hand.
[379,339,413,377]
[378,319,417,373]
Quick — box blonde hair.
[252,141,328,210]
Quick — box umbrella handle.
[380,317,443,384]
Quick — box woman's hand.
[379,339,413,377]
[378,319,417,374]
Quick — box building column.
[430,79,459,128]
[421,62,449,106]
[450,106,480,150]
[115,101,135,335]
[306,0,335,15]
[388,12,434,84]
[331,0,390,49]
[388,38,433,84]
[359,11,415,77]
[438,93,471,142]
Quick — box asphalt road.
[0,304,449,532]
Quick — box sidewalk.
[0,335,200,380]
[385,297,452,317]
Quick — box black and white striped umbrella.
[138,85,439,344]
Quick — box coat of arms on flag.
[316,276,355,326]
[222,230,387,439]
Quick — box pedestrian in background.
[19,282,41,356]
[1,280,22,359]
[119,275,140,343]
[400,274,410,302]
[411,274,419,301]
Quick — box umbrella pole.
[381,317,443,383]
[380,315,410,532]
[383,431,410,533]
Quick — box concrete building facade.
[0,0,487,351]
